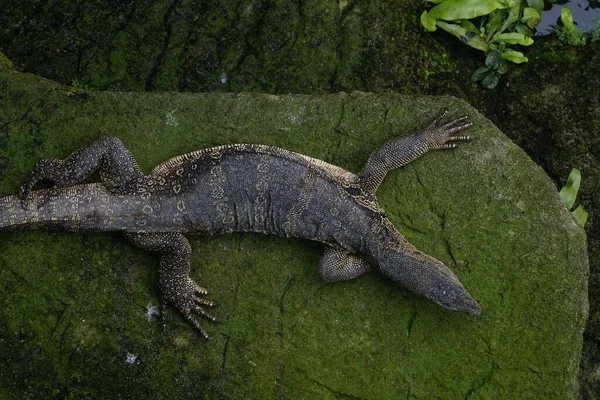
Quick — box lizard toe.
[190,280,209,295]
[168,280,219,336]
[427,115,473,150]
[194,295,218,307]
[18,179,37,210]
[192,304,219,322]
[181,312,211,339]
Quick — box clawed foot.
[18,159,65,210]
[421,110,473,150]
[164,278,219,339]
[19,171,45,211]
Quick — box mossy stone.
[0,60,588,399]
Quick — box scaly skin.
[0,112,479,338]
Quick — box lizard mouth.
[429,284,481,316]
[453,295,481,316]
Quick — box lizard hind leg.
[318,246,372,282]
[19,136,146,206]
[124,232,218,339]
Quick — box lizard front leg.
[124,232,217,338]
[19,136,146,206]
[358,111,473,194]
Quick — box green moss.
[0,52,13,71]
[535,47,579,64]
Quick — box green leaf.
[498,0,521,35]
[421,11,438,32]
[572,205,588,228]
[559,168,581,210]
[496,59,509,74]
[515,24,533,36]
[485,50,501,69]
[527,0,544,13]
[491,32,534,45]
[486,9,506,39]
[481,72,500,89]
[521,8,541,29]
[435,21,490,51]
[501,49,528,63]
[461,19,481,34]
[427,0,507,24]
[560,7,574,29]
[471,67,491,82]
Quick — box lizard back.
[147,144,384,253]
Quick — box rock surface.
[0,0,448,93]
[0,58,588,398]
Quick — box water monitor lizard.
[0,111,480,338]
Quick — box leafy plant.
[553,8,600,45]
[554,8,586,45]
[471,50,508,89]
[420,0,543,88]
[70,78,94,91]
[592,26,600,43]
[559,168,588,228]
[591,18,600,43]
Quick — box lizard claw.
[422,113,473,151]
[194,295,218,307]
[192,304,218,322]
[181,312,212,339]
[19,186,51,211]
[19,174,39,210]
[179,298,219,339]
[165,278,220,339]
[193,294,219,321]
[18,159,64,210]
[191,281,209,296]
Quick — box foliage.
[559,168,588,228]
[554,8,586,46]
[471,50,508,89]
[592,26,600,43]
[591,18,600,42]
[70,78,94,91]
[421,0,542,89]
[420,0,540,62]
[553,9,600,46]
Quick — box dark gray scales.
[0,112,478,338]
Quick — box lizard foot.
[165,278,219,339]
[18,159,65,210]
[421,111,473,151]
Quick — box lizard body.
[0,112,480,337]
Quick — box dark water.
[536,0,600,34]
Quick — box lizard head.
[375,246,481,316]
[421,270,481,316]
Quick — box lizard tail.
[0,184,112,232]
[0,194,24,231]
